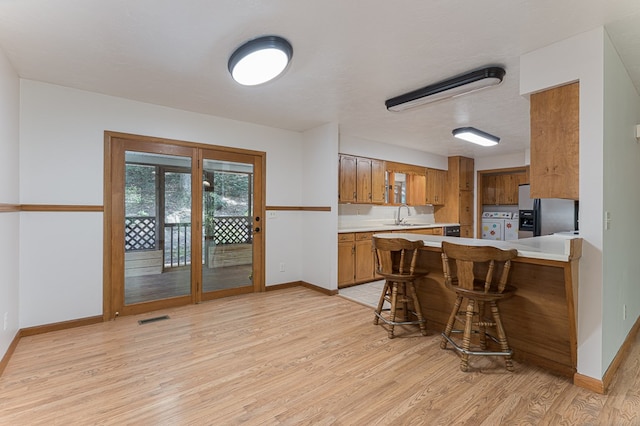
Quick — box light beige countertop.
[338,222,459,233]
[372,233,582,262]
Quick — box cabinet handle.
[353,191,356,199]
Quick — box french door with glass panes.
[105,133,264,318]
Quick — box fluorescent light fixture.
[228,36,293,86]
[452,127,500,146]
[385,67,505,112]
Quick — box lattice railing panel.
[212,216,252,245]
[125,217,157,251]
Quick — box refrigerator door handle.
[532,198,541,237]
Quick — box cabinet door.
[482,175,497,205]
[338,239,355,288]
[355,239,375,282]
[459,157,474,191]
[406,174,426,206]
[460,225,473,238]
[459,190,474,225]
[407,228,434,235]
[530,82,579,200]
[356,157,372,203]
[370,159,386,204]
[339,155,357,203]
[496,174,518,205]
[427,168,446,205]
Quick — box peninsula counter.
[373,233,582,378]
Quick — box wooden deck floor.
[125,264,253,304]
[1,287,639,425]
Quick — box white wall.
[602,32,640,370]
[300,123,339,289]
[19,80,307,327]
[0,48,20,358]
[339,134,449,170]
[520,28,606,379]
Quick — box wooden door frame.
[103,131,266,320]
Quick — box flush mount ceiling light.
[385,66,505,112]
[228,35,293,86]
[452,127,500,147]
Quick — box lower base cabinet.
[338,232,376,288]
[338,228,444,288]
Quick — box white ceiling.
[1,0,639,159]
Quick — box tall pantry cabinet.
[435,156,474,238]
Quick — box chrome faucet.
[395,204,410,225]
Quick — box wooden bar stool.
[440,241,518,371]
[372,237,428,339]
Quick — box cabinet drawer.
[338,233,354,242]
[355,232,374,241]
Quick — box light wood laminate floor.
[1,287,639,425]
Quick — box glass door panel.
[124,151,192,305]
[201,158,254,296]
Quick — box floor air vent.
[138,315,170,325]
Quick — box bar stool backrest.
[372,237,424,277]
[441,241,518,294]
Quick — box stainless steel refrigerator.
[518,184,578,238]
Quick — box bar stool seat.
[440,241,518,372]
[372,237,429,339]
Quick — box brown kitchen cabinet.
[400,227,444,235]
[435,156,475,235]
[426,168,446,205]
[482,175,497,205]
[338,233,355,287]
[339,154,386,204]
[406,173,427,206]
[338,232,376,288]
[529,82,579,200]
[481,170,528,206]
[338,155,357,203]
[460,225,473,238]
[459,157,474,191]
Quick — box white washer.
[482,212,516,241]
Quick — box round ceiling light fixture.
[228,35,293,86]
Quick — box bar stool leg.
[460,298,475,372]
[407,283,428,336]
[441,295,463,349]
[490,301,514,371]
[373,281,390,325]
[388,282,399,339]
[478,301,487,350]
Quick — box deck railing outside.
[125,216,252,268]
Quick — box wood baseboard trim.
[0,331,21,376]
[266,281,338,296]
[602,314,640,392]
[574,373,605,394]
[19,315,104,337]
[573,315,640,394]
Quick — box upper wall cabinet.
[530,82,579,200]
[339,154,385,204]
[426,168,446,205]
[481,171,528,205]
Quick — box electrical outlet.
[3,312,8,331]
[267,211,277,219]
[279,263,285,272]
